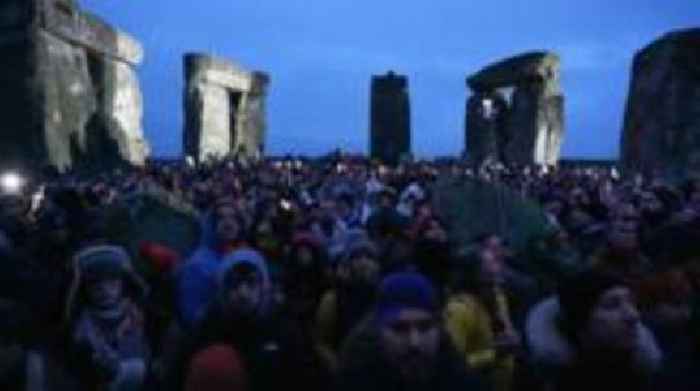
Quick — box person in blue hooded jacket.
[175,198,252,329]
[170,249,322,391]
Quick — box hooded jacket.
[170,251,321,391]
[64,245,151,391]
[174,210,248,329]
[214,249,272,316]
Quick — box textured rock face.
[0,0,148,172]
[183,54,269,162]
[465,51,564,166]
[621,28,700,178]
[370,71,412,165]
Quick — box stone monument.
[0,0,149,172]
[370,71,411,165]
[621,28,700,178]
[465,51,564,166]
[183,53,269,162]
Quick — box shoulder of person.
[446,293,483,312]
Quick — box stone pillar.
[621,28,700,178]
[370,71,411,165]
[505,81,543,164]
[0,0,148,172]
[239,72,269,159]
[183,53,269,162]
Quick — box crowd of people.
[1,154,699,391]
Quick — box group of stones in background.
[369,52,565,167]
[0,0,149,173]
[1,0,698,178]
[0,0,270,172]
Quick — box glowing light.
[0,172,24,195]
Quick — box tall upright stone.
[0,0,149,173]
[370,71,411,165]
[183,54,269,162]
[621,28,700,178]
[465,52,564,166]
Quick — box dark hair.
[557,270,626,344]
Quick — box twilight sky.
[80,0,699,159]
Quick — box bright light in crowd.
[482,99,494,119]
[0,172,25,195]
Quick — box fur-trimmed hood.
[216,249,271,293]
[213,249,272,316]
[64,245,148,324]
[526,297,662,373]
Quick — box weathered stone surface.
[38,30,97,171]
[183,53,269,162]
[465,51,564,166]
[621,28,700,178]
[100,59,149,164]
[0,0,148,172]
[468,52,560,92]
[370,71,412,165]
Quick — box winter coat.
[525,297,662,391]
[175,233,259,329]
[63,246,151,391]
[314,283,376,373]
[170,253,322,391]
[175,210,248,329]
[174,310,321,391]
[443,292,514,391]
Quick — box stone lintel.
[467,51,559,91]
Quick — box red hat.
[185,345,248,391]
[292,231,323,250]
[138,242,180,274]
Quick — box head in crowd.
[374,272,441,383]
[217,249,271,319]
[343,239,382,287]
[637,268,694,333]
[284,233,327,314]
[558,271,643,355]
[212,198,247,248]
[452,248,506,298]
[65,245,147,322]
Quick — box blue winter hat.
[375,272,438,327]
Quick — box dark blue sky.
[81,0,699,159]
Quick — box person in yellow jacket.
[314,239,381,373]
[444,248,521,391]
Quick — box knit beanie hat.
[375,272,438,327]
[185,345,248,391]
[557,270,626,336]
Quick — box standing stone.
[466,52,564,166]
[370,71,411,165]
[183,54,269,163]
[621,28,700,178]
[0,0,149,172]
